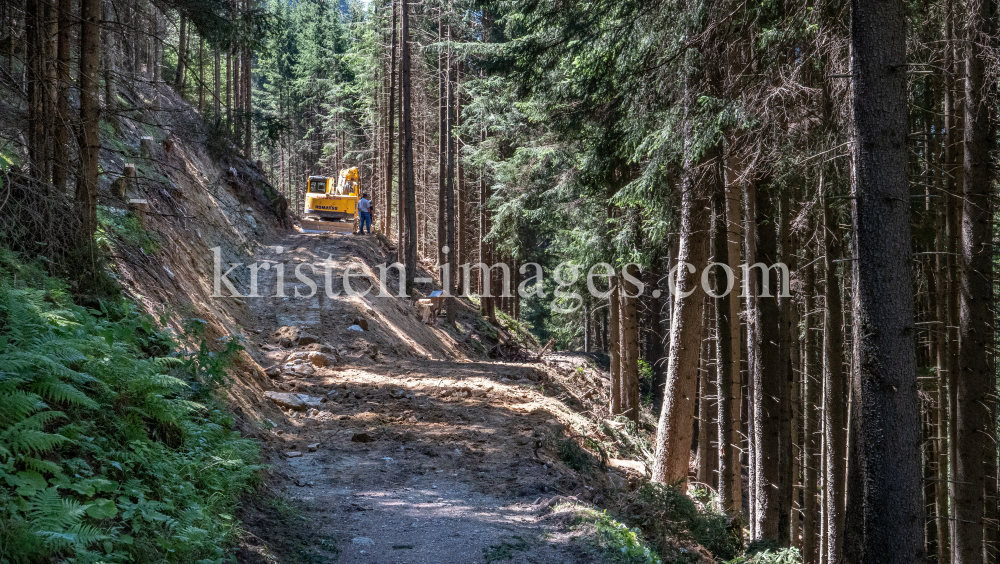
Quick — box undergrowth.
[561,506,662,564]
[622,483,744,561]
[495,310,540,349]
[97,207,161,254]
[727,544,802,564]
[0,248,261,563]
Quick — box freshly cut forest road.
[236,230,635,564]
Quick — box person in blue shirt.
[357,193,372,235]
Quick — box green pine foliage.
[0,249,261,563]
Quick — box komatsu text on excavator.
[301,167,361,233]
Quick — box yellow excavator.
[301,167,361,233]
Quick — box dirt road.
[237,232,626,564]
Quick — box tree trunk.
[609,280,622,415]
[175,12,186,88]
[214,48,221,124]
[651,174,710,487]
[226,48,232,127]
[52,0,71,192]
[955,0,997,559]
[778,189,794,547]
[619,263,642,424]
[198,37,205,112]
[802,237,819,563]
[103,0,116,114]
[76,0,101,246]
[25,0,43,177]
[714,157,740,516]
[233,43,240,143]
[821,172,848,564]
[385,0,397,242]
[743,179,759,541]
[243,41,251,157]
[843,0,925,561]
[748,181,782,542]
[400,0,417,293]
[724,153,743,517]
[437,11,446,267]
[445,20,457,323]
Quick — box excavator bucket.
[300,218,358,233]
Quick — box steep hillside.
[95,83,290,419]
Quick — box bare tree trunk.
[401,0,417,293]
[226,48,232,127]
[714,155,740,517]
[743,178,760,541]
[778,189,794,546]
[843,0,925,561]
[609,280,622,415]
[821,171,847,564]
[76,0,101,246]
[936,9,957,563]
[214,48,221,124]
[802,236,819,563]
[52,0,71,192]
[955,0,997,560]
[175,12,186,88]
[435,9,446,268]
[104,2,117,114]
[198,37,205,112]
[748,182,782,542]
[25,0,43,177]
[724,152,743,515]
[651,172,710,487]
[385,0,397,242]
[233,43,240,144]
[445,16,457,323]
[619,263,642,424]
[43,0,57,182]
[242,40,251,157]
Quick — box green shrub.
[544,433,606,474]
[726,544,802,564]
[624,483,743,561]
[0,249,261,563]
[564,507,662,564]
[97,207,161,254]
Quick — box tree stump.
[140,137,155,160]
[113,164,137,200]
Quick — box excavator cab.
[302,168,361,232]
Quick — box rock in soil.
[264,391,323,411]
[297,332,320,346]
[308,352,329,367]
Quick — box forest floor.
[233,230,650,564]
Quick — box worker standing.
[357,193,372,235]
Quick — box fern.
[0,249,261,562]
[0,389,46,426]
[0,411,68,455]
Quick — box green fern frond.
[27,488,86,532]
[21,456,63,474]
[0,390,47,426]
[30,378,98,409]
[1,411,69,455]
[37,523,107,550]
